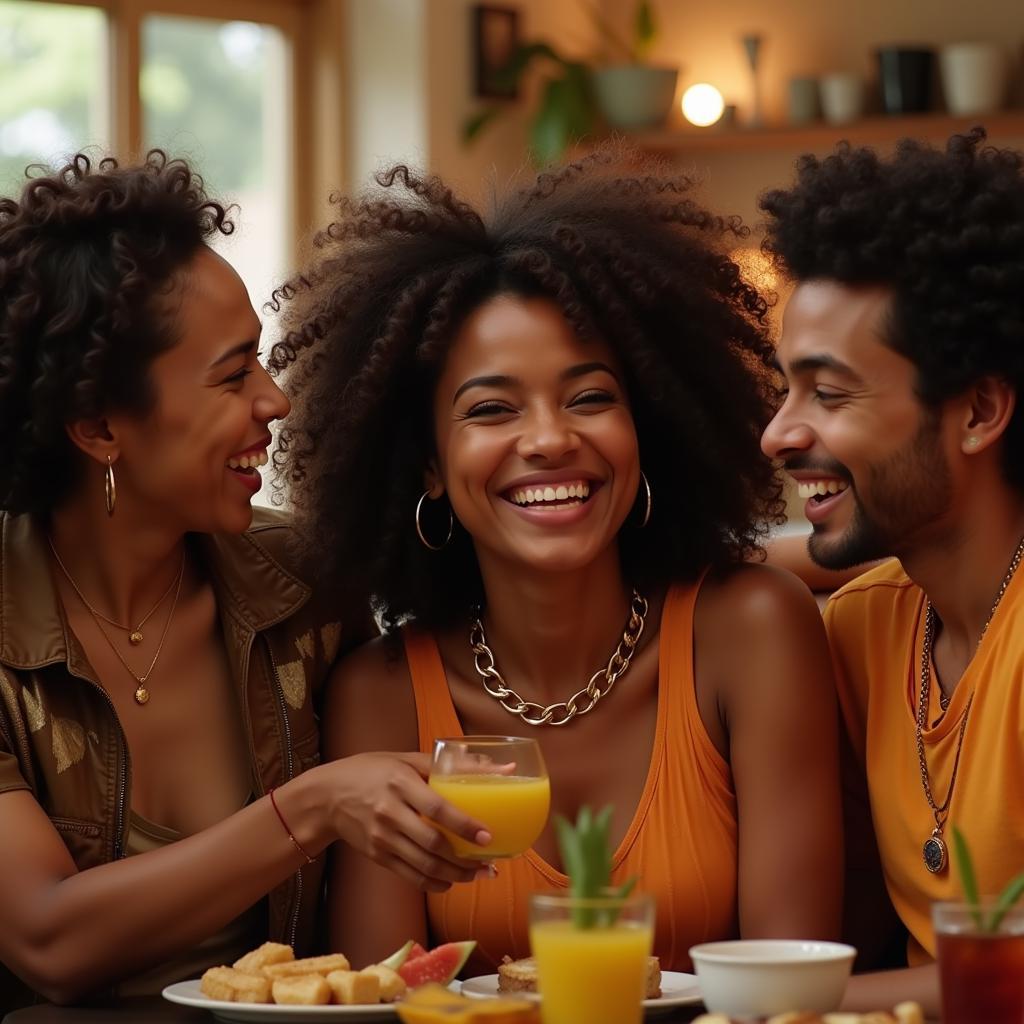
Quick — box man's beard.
[806,414,952,571]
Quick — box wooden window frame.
[45,0,345,267]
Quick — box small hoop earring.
[105,456,116,517]
[415,490,453,550]
[635,471,652,529]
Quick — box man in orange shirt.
[760,127,1024,1017]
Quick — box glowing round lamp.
[682,83,725,127]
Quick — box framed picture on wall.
[473,4,520,99]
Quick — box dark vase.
[877,47,935,114]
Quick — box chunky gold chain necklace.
[49,541,186,705]
[48,538,182,646]
[469,589,648,727]
[917,532,1024,873]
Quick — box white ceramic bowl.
[689,939,856,1017]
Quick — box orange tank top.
[404,581,738,975]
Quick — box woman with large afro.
[272,146,844,973]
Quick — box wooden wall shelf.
[632,111,1024,155]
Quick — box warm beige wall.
[424,0,598,202]
[345,0,597,203]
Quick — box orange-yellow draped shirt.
[826,559,1024,964]
[403,581,739,976]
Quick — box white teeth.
[227,450,269,471]
[511,481,591,506]
[797,480,848,499]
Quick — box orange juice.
[428,774,550,858]
[529,919,653,1024]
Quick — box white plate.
[460,971,702,1016]
[162,980,402,1023]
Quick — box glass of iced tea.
[934,899,1024,1024]
[429,736,550,859]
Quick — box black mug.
[877,47,935,114]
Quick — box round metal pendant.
[129,631,144,645]
[923,834,947,873]
[134,686,150,706]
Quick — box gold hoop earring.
[105,456,116,517]
[635,471,651,529]
[415,490,453,550]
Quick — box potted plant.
[463,2,677,166]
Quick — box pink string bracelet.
[268,787,316,865]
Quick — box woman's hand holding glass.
[428,736,550,860]
[317,751,494,891]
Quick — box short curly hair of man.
[271,146,784,633]
[0,150,232,516]
[760,127,1024,489]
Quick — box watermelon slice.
[379,939,417,971]
[406,942,428,963]
[398,941,476,987]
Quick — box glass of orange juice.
[529,891,654,1024]
[428,736,549,859]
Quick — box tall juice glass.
[529,892,655,1024]
[934,900,1024,1024]
[429,736,549,859]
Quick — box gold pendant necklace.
[916,532,1024,873]
[469,589,648,726]
[48,538,182,645]
[49,543,186,705]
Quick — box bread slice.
[497,955,661,999]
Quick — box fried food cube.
[263,953,351,978]
[893,1003,924,1024]
[691,1016,733,1024]
[823,1015,865,1024]
[361,963,407,1002]
[272,973,332,1005]
[200,966,272,1003]
[769,1014,823,1024]
[233,941,294,974]
[326,968,382,1005]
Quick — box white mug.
[940,42,1008,116]
[820,72,864,124]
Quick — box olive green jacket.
[0,507,349,1009]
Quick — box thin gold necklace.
[49,544,186,705]
[48,538,182,646]
[917,532,1024,873]
[469,589,648,726]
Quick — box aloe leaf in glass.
[952,824,1024,933]
[555,805,638,929]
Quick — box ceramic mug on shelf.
[820,72,864,124]
[940,42,1008,116]
[788,77,820,124]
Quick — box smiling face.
[431,294,640,577]
[104,245,290,535]
[761,280,957,569]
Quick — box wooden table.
[3,1000,710,1024]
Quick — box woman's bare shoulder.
[324,633,418,754]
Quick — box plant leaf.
[491,41,568,91]
[987,872,1024,932]
[633,2,656,61]
[462,106,501,144]
[951,825,983,930]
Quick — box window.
[0,2,108,190]
[0,0,342,302]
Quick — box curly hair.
[271,146,784,633]
[760,127,1024,489]
[0,150,232,516]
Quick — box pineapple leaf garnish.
[555,805,637,928]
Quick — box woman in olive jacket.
[0,153,489,1010]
